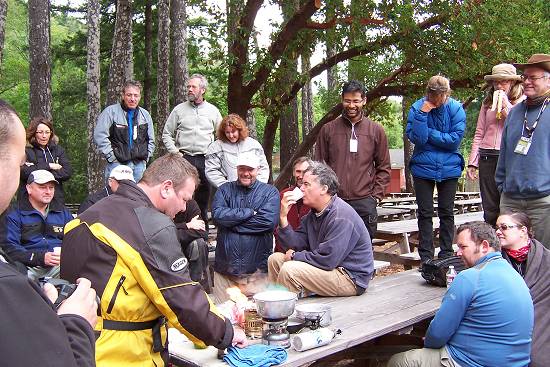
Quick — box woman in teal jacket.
[406,75,466,263]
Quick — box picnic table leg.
[398,233,411,254]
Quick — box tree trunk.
[280,97,299,172]
[402,96,414,193]
[301,52,314,156]
[143,0,153,112]
[106,0,133,106]
[246,109,258,140]
[171,0,187,105]
[28,0,52,120]
[0,0,7,68]
[325,0,339,95]
[156,0,170,156]
[86,0,103,192]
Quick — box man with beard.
[315,80,391,239]
[274,157,312,253]
[94,80,155,182]
[163,74,223,231]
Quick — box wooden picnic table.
[168,270,445,367]
[377,207,412,221]
[391,198,483,216]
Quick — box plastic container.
[290,328,336,352]
[446,265,457,289]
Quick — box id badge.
[514,136,532,155]
[350,139,358,153]
[133,125,138,141]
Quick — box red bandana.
[504,242,531,262]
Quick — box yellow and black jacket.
[61,181,233,366]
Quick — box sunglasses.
[495,223,521,231]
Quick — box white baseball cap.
[27,170,59,185]
[109,165,135,182]
[236,152,260,169]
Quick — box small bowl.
[295,303,332,327]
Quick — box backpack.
[421,256,465,287]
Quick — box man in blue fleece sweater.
[267,161,374,297]
[388,221,533,367]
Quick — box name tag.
[514,136,532,155]
[350,139,358,153]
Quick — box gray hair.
[456,221,500,251]
[304,161,339,196]
[189,74,208,90]
[121,80,142,94]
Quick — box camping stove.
[262,317,291,348]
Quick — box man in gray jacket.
[162,74,223,230]
[94,80,155,182]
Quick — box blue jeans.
[105,160,146,183]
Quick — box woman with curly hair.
[205,113,269,187]
[18,117,72,206]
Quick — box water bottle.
[446,265,457,289]
[290,328,338,352]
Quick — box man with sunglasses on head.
[496,54,550,248]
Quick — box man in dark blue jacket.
[2,169,73,280]
[268,161,374,297]
[212,152,280,302]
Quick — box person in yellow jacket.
[61,154,246,366]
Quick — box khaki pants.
[267,252,357,297]
[212,271,268,303]
[387,346,457,367]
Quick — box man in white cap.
[1,169,73,280]
[211,151,280,302]
[496,53,550,247]
[77,164,134,214]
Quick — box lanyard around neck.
[522,97,550,137]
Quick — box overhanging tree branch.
[227,0,264,92]
[243,0,321,99]
[279,13,448,106]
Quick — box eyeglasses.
[36,130,51,135]
[521,74,548,82]
[495,223,521,231]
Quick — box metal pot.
[253,290,297,319]
[295,303,332,327]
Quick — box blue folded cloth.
[223,344,287,367]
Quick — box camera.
[39,278,79,310]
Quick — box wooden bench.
[374,212,484,267]
[169,269,445,367]
[391,198,483,217]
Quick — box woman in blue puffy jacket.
[406,75,466,263]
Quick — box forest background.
[0,0,549,203]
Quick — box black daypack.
[421,256,465,287]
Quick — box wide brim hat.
[484,63,522,81]
[513,54,550,73]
